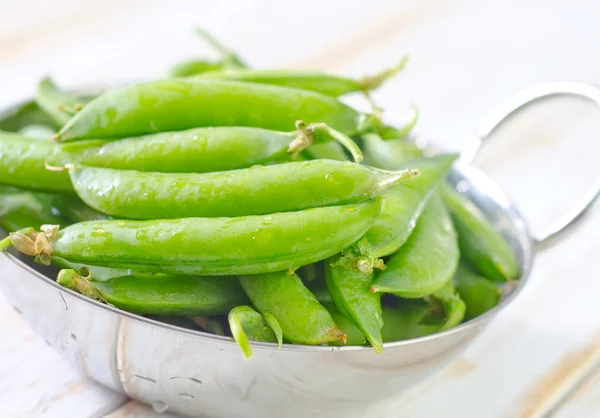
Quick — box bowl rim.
[0,93,535,353]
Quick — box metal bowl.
[1,82,598,418]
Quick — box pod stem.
[288,121,364,163]
[194,27,248,69]
[7,225,59,265]
[358,56,408,91]
[330,237,386,275]
[57,269,106,302]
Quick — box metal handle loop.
[460,81,600,248]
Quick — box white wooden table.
[1,0,600,416]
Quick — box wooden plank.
[551,366,600,418]
[0,294,127,417]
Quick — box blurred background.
[1,1,600,417]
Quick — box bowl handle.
[460,81,600,249]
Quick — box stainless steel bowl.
[1,82,598,418]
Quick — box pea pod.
[361,134,423,170]
[325,257,383,352]
[57,269,248,316]
[193,57,407,97]
[427,280,466,331]
[57,122,363,173]
[3,199,381,275]
[365,154,457,258]
[0,100,57,131]
[453,262,503,320]
[322,303,367,346]
[36,78,88,127]
[228,306,282,360]
[0,133,72,192]
[169,60,225,78]
[305,142,349,161]
[370,193,459,297]
[18,125,56,141]
[381,301,443,342]
[0,190,68,231]
[54,80,372,142]
[441,184,519,281]
[64,161,417,219]
[238,271,345,345]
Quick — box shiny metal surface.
[0,82,593,417]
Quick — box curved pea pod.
[238,271,346,345]
[325,257,383,352]
[55,80,372,142]
[365,154,457,258]
[381,301,443,342]
[57,269,248,316]
[441,184,519,281]
[370,193,459,297]
[58,122,363,173]
[0,133,72,192]
[453,262,503,320]
[322,302,367,346]
[193,57,407,97]
[304,142,349,161]
[426,280,466,331]
[0,100,57,131]
[65,161,417,219]
[228,306,283,360]
[4,199,381,275]
[361,133,423,169]
[36,77,89,127]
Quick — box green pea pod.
[54,80,372,142]
[441,184,519,281]
[325,257,383,353]
[322,302,367,346]
[238,271,346,345]
[18,125,56,141]
[0,133,72,192]
[0,100,57,131]
[381,301,442,342]
[0,191,68,231]
[361,134,424,169]
[365,154,457,258]
[169,60,224,78]
[65,161,417,219]
[57,122,363,173]
[4,199,381,275]
[228,306,283,360]
[193,57,407,97]
[189,316,227,336]
[36,77,88,127]
[453,262,503,320]
[427,280,466,331]
[370,193,459,297]
[52,257,133,282]
[305,142,349,161]
[34,193,109,222]
[57,269,248,316]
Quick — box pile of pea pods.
[0,29,519,358]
